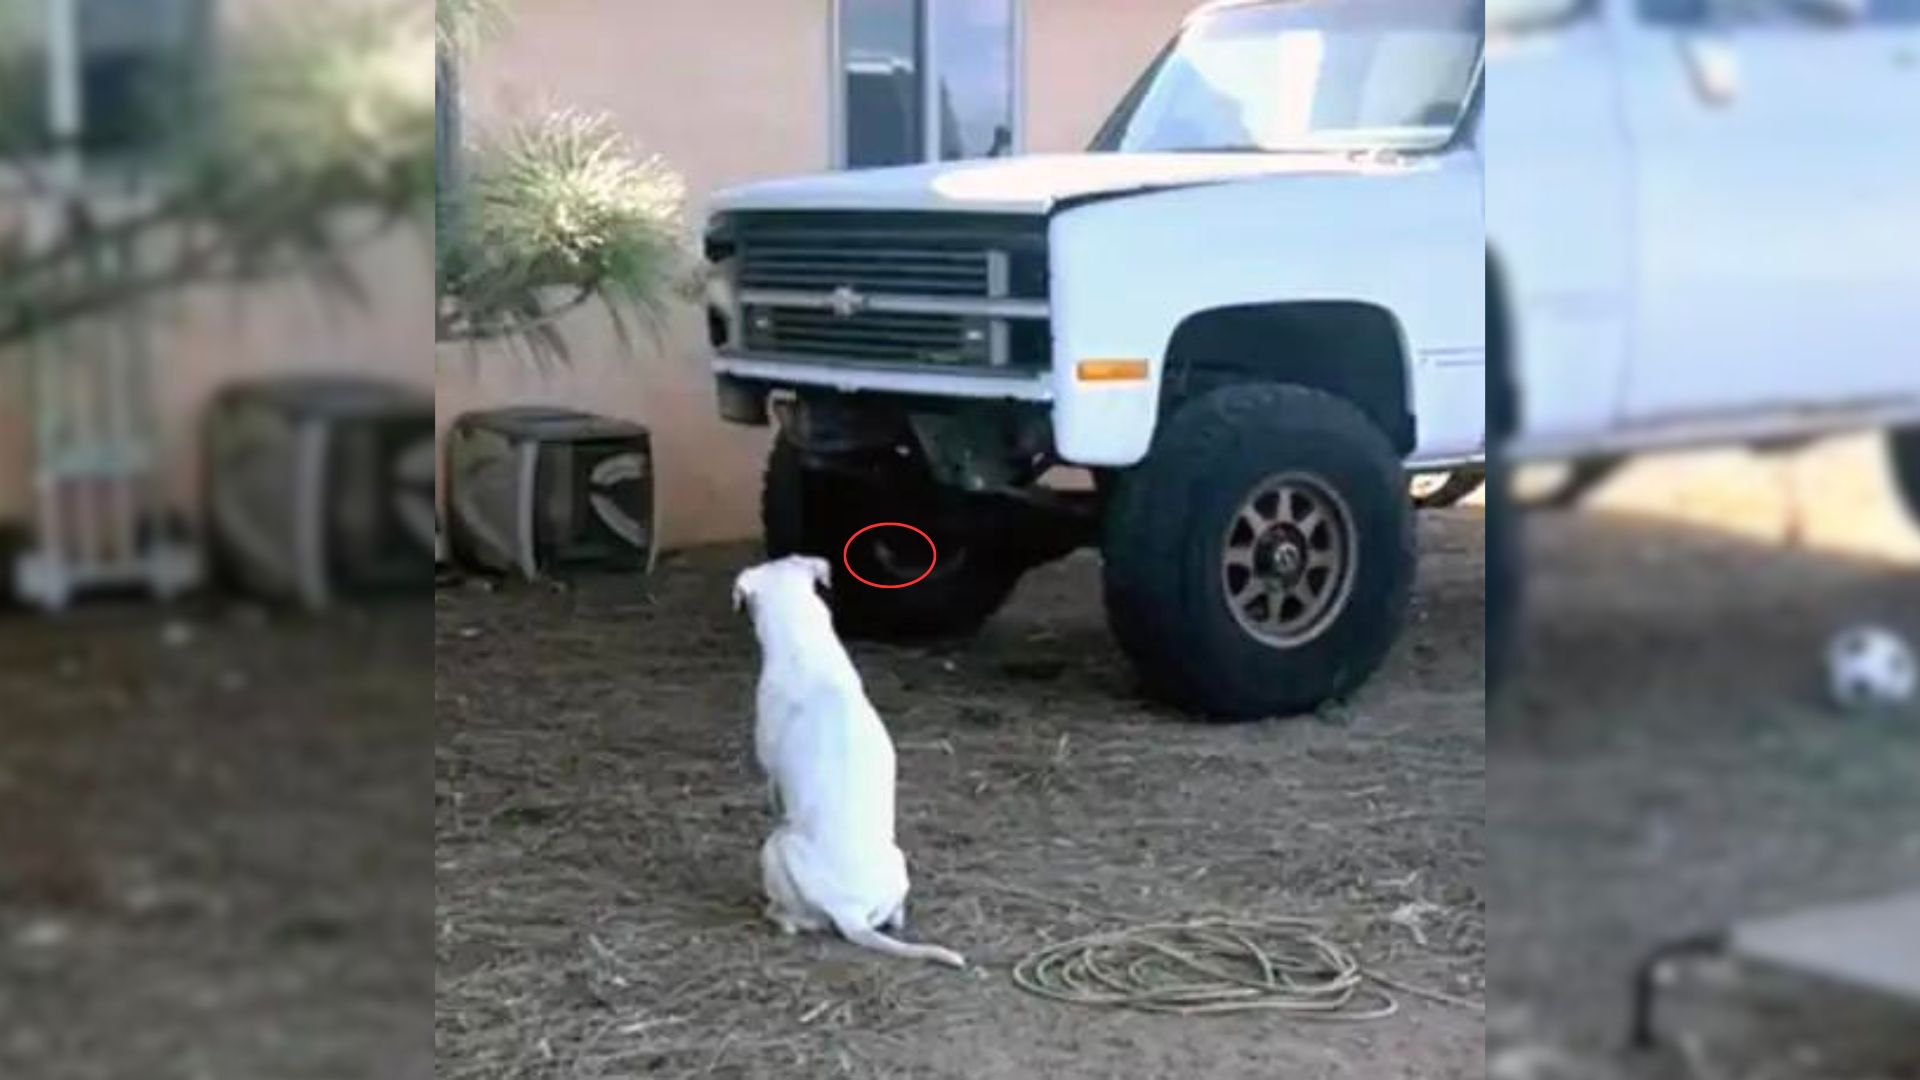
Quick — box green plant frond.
[440,109,691,363]
[192,4,436,211]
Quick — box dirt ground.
[10,434,1915,1080]
[434,510,1488,1079]
[1490,437,1920,1080]
[0,599,433,1080]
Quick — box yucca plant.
[434,0,692,363]
[437,110,689,360]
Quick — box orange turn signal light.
[1075,359,1150,383]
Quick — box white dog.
[733,555,966,968]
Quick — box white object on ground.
[1825,625,1918,713]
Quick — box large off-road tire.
[762,439,1021,640]
[1891,427,1920,531]
[1102,384,1416,720]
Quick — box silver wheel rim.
[1220,472,1358,648]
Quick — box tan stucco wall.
[438,0,838,548]
[2,0,1197,549]
[1025,0,1185,154]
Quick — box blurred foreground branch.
[0,4,436,350]
[0,0,697,365]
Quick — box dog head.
[732,555,833,615]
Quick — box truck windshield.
[1092,0,1483,155]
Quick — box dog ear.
[803,556,832,592]
[732,568,756,612]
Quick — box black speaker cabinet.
[445,407,657,580]
[203,375,434,610]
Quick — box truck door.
[1486,1,1636,445]
[1617,0,1920,422]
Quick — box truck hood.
[709,152,1400,216]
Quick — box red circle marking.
[842,522,937,590]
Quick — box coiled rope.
[1010,918,1398,1019]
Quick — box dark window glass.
[83,0,207,154]
[0,3,49,158]
[842,0,923,168]
[931,0,1014,160]
[0,0,206,159]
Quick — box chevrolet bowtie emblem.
[829,284,868,319]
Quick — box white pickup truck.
[703,0,1485,720]
[1486,0,1920,677]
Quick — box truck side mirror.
[1681,35,1741,107]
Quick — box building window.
[835,0,1020,169]
[0,4,54,159]
[0,0,210,163]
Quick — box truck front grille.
[714,211,1050,370]
[739,241,992,299]
[745,307,987,365]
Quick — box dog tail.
[833,916,967,969]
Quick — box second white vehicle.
[1486,0,1920,678]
